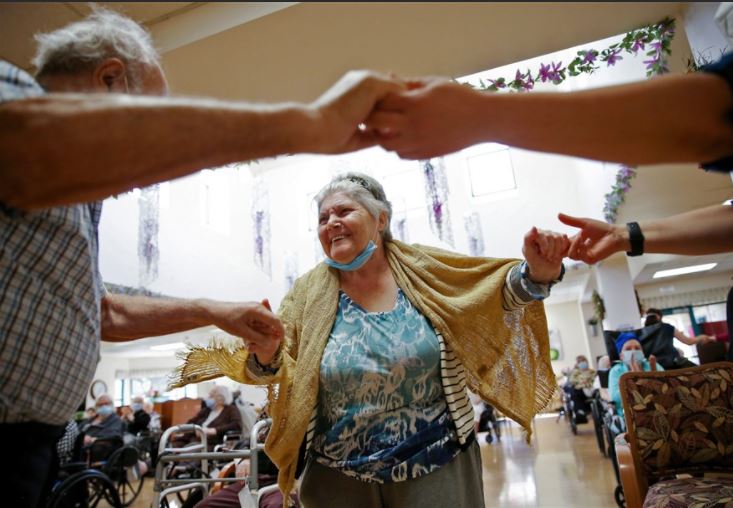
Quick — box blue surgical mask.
[205,398,215,409]
[621,350,645,366]
[577,362,588,370]
[324,240,377,271]
[131,403,143,412]
[96,405,114,417]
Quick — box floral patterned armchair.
[617,361,733,508]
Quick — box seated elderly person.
[122,395,151,436]
[80,394,125,452]
[608,332,665,417]
[186,385,242,449]
[172,172,568,505]
[563,355,596,423]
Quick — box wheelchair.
[153,419,279,508]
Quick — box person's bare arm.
[560,204,733,264]
[100,293,284,349]
[0,71,403,210]
[673,328,713,346]
[370,73,733,163]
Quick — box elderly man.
[122,395,151,436]
[0,8,402,507]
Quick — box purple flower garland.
[422,158,454,246]
[138,184,160,287]
[474,17,675,223]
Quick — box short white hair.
[32,7,160,86]
[314,172,393,241]
[210,385,233,405]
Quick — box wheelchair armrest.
[615,433,645,508]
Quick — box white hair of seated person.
[95,393,114,407]
[210,385,233,406]
[32,7,160,90]
[597,356,611,370]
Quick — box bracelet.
[625,222,644,257]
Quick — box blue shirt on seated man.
[608,332,665,417]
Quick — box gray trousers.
[299,440,485,508]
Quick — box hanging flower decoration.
[464,212,485,257]
[252,179,272,278]
[602,164,637,223]
[422,158,454,246]
[138,184,160,287]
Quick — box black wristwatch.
[626,222,644,256]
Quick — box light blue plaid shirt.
[0,61,105,425]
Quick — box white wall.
[545,301,591,373]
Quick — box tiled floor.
[129,414,618,508]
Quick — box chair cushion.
[644,477,733,508]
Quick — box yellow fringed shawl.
[170,240,557,502]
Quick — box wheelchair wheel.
[614,484,625,507]
[590,400,607,457]
[106,446,144,507]
[47,469,122,508]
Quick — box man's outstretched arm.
[0,71,403,210]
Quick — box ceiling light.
[150,342,186,351]
[652,263,717,279]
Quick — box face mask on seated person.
[621,350,645,366]
[131,403,143,412]
[577,361,588,370]
[96,405,114,417]
[205,398,216,409]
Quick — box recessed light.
[149,342,186,351]
[653,263,717,279]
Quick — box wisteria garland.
[252,179,272,277]
[476,17,675,92]
[393,215,409,243]
[464,212,485,257]
[468,17,676,224]
[422,158,454,246]
[138,184,160,287]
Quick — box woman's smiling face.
[318,192,381,263]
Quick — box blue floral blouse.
[310,289,461,483]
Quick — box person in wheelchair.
[81,394,125,452]
[122,395,151,436]
[563,355,596,424]
[185,385,243,451]
[608,332,664,417]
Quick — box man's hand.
[210,300,284,365]
[366,78,485,159]
[307,70,406,154]
[559,213,629,264]
[522,227,569,284]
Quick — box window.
[466,146,516,197]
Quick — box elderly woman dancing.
[172,172,568,507]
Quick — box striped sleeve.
[502,261,554,311]
[437,332,475,444]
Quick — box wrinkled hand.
[559,213,628,264]
[235,458,251,478]
[211,299,284,365]
[366,78,485,159]
[522,227,569,284]
[308,70,406,154]
[629,355,644,372]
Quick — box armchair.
[617,361,733,508]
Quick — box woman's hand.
[522,227,570,284]
[558,213,628,264]
[210,299,284,365]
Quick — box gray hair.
[32,7,160,88]
[95,393,114,407]
[210,385,233,405]
[314,172,393,242]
